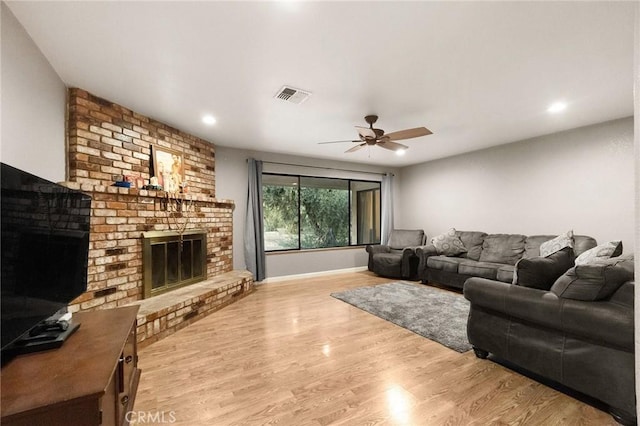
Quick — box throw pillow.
[512,247,574,291]
[550,254,634,301]
[478,234,526,265]
[574,240,622,265]
[539,230,574,257]
[431,228,467,256]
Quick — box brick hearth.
[131,270,253,348]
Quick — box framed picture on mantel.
[152,146,185,192]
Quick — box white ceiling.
[7,1,635,167]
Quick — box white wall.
[215,146,399,278]
[1,3,67,182]
[397,117,635,253]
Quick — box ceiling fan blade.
[318,140,361,145]
[384,127,433,141]
[345,143,367,153]
[355,126,376,139]
[377,141,409,151]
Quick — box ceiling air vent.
[274,86,311,105]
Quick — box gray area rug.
[331,281,471,352]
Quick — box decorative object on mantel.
[152,145,185,194]
[164,191,194,240]
[113,175,132,188]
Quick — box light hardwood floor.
[134,271,616,425]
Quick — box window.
[351,181,381,245]
[262,174,381,251]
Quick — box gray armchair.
[366,229,426,280]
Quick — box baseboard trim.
[260,266,368,284]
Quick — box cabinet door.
[122,327,137,392]
[102,370,118,426]
[117,326,137,425]
[1,399,102,426]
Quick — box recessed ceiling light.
[547,102,567,113]
[395,149,406,156]
[202,115,217,125]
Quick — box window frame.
[262,172,381,253]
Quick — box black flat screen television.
[1,163,92,357]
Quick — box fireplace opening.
[142,230,207,298]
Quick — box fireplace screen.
[142,230,207,298]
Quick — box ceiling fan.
[318,115,432,153]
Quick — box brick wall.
[65,89,234,312]
[67,88,215,196]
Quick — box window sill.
[266,245,369,256]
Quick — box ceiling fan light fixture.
[318,114,432,155]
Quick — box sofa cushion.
[458,261,505,280]
[457,231,487,261]
[523,235,557,258]
[496,265,515,283]
[388,229,425,250]
[525,235,597,259]
[551,254,634,301]
[573,235,598,257]
[540,230,574,257]
[371,252,403,277]
[426,255,467,273]
[574,240,622,265]
[513,247,574,290]
[479,234,526,265]
[431,228,467,256]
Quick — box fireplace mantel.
[59,182,235,208]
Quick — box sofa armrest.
[415,244,438,257]
[415,244,438,279]
[365,244,390,255]
[464,277,634,350]
[514,248,574,290]
[401,246,421,278]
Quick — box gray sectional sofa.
[415,229,634,423]
[416,231,597,289]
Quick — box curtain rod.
[251,160,394,177]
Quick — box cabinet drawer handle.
[121,395,129,405]
[125,355,133,363]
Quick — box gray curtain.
[244,158,266,281]
[381,173,394,245]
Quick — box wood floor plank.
[133,271,617,425]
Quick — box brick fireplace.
[64,89,253,346]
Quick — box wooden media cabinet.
[1,306,140,426]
